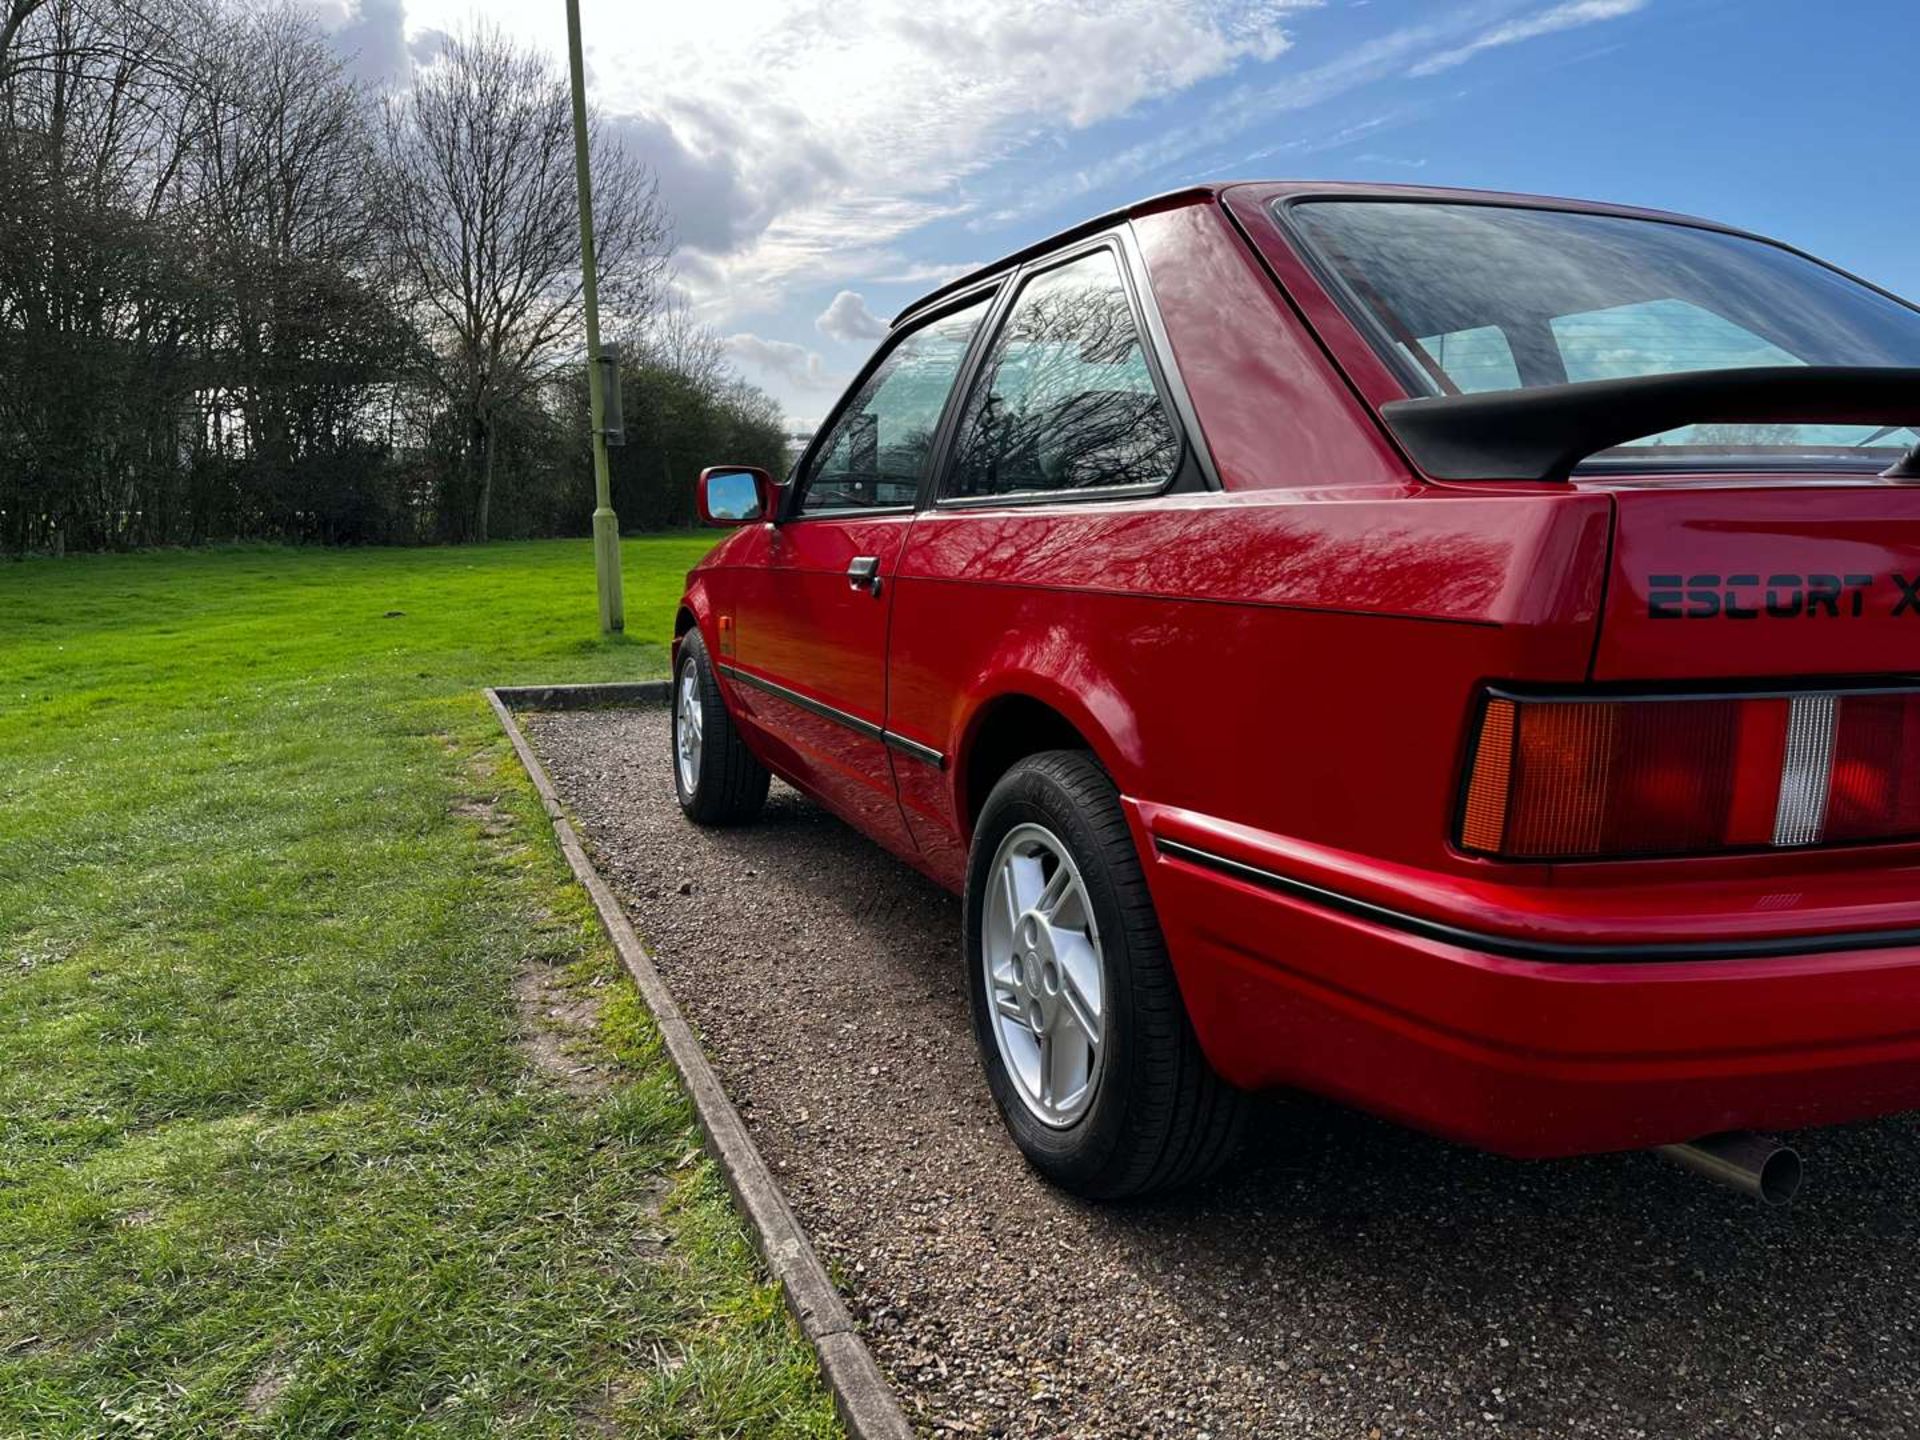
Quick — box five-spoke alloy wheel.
[965,750,1245,1199]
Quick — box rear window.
[1289,200,1920,468]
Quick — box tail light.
[1459,686,1920,860]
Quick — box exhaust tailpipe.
[1657,1132,1803,1206]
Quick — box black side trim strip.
[719,663,946,769]
[719,664,882,740]
[1153,838,1920,964]
[883,732,946,769]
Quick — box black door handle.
[846,556,882,596]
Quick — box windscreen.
[1289,200,1920,468]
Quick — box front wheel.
[964,751,1245,1199]
[671,630,770,825]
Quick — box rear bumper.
[1137,809,1920,1158]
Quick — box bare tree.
[383,25,668,541]
[0,0,191,92]
[1,0,767,554]
[188,1,402,520]
[0,0,208,549]
[616,287,727,392]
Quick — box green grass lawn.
[0,540,842,1438]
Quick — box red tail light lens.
[1461,687,1920,860]
[1826,692,1920,842]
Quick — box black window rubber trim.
[1153,838,1920,964]
[719,663,945,769]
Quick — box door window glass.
[944,249,1180,500]
[795,294,991,515]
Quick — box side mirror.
[697,466,776,526]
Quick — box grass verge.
[0,540,841,1438]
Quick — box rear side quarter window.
[942,247,1182,503]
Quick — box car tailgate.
[1590,481,1920,681]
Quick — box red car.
[670,182,1920,1201]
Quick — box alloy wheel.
[982,822,1106,1127]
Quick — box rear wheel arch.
[958,694,1102,840]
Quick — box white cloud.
[979,18,1457,227]
[723,333,847,394]
[384,0,1657,422]
[395,0,1321,321]
[1408,0,1648,78]
[390,0,1657,333]
[977,0,1648,230]
[816,291,891,344]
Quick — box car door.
[726,288,998,857]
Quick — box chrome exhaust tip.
[1657,1131,1804,1206]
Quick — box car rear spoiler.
[1378,366,1920,483]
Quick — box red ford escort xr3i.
[669,183,1920,1202]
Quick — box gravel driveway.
[527,705,1920,1440]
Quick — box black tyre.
[964,750,1245,1198]
[671,631,770,825]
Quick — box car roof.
[888,180,1750,331]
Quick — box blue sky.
[331,0,1920,426]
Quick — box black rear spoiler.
[1378,366,1920,484]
